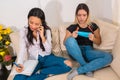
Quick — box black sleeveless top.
[67,22,99,46]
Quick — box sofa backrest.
[9,19,120,78]
[10,31,20,56]
[10,19,120,61]
[50,27,62,55]
[10,31,28,61]
[59,24,69,51]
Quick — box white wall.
[0,0,86,29]
[40,0,86,27]
[0,0,118,30]
[86,0,112,21]
[112,0,120,25]
[0,0,39,30]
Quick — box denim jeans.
[64,37,112,74]
[13,54,71,80]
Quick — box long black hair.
[27,8,50,51]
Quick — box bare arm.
[89,28,101,45]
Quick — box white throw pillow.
[93,19,119,52]
[51,27,62,55]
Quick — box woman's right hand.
[72,31,78,38]
[15,64,24,73]
[72,27,79,38]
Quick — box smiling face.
[76,9,88,24]
[28,16,42,32]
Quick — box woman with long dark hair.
[14,7,72,80]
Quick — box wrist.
[41,36,46,43]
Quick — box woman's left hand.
[89,33,95,41]
[72,31,78,38]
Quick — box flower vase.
[0,63,8,79]
[0,63,4,78]
[5,64,12,70]
[0,63,2,70]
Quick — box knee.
[13,74,27,80]
[104,53,113,63]
[65,37,77,46]
[64,60,72,68]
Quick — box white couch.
[8,19,120,80]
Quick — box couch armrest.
[111,29,120,78]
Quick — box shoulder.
[67,24,78,33]
[46,29,51,34]
[90,22,99,31]
[68,24,78,28]
[46,29,51,37]
[91,22,98,27]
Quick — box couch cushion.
[45,73,98,80]
[59,24,70,51]
[10,31,20,56]
[51,27,62,56]
[93,19,119,52]
[10,31,28,61]
[94,67,120,80]
[45,67,119,80]
[111,29,120,77]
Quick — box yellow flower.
[5,41,10,45]
[3,29,7,34]
[0,24,12,48]
[0,25,3,33]
[0,51,5,57]
[2,27,12,35]
[0,24,3,30]
[0,35,2,41]
[6,27,12,34]
[0,24,13,65]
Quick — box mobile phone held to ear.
[78,31,91,38]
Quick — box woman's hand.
[37,26,44,37]
[72,27,79,38]
[89,33,95,41]
[37,26,46,43]
[15,64,24,73]
[72,31,78,38]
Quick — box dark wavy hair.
[27,8,50,51]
